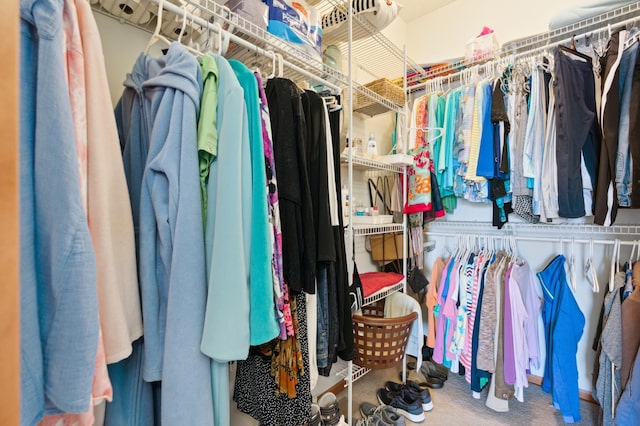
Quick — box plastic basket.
[354,78,406,116]
[352,300,417,369]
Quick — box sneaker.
[376,388,425,423]
[359,402,406,426]
[319,392,341,426]
[384,380,433,412]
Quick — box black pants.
[553,49,599,218]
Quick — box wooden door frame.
[0,0,21,424]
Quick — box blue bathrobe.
[137,42,214,425]
[538,254,585,423]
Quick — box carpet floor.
[335,363,600,425]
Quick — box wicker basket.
[354,78,406,116]
[352,300,418,370]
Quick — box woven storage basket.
[352,300,417,369]
[354,78,406,116]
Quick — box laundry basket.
[352,300,418,369]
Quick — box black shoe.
[420,360,448,382]
[384,380,433,412]
[376,388,425,423]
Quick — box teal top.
[229,59,279,346]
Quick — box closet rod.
[147,0,341,92]
[424,231,638,247]
[408,13,640,93]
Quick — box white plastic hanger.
[145,0,172,54]
[609,239,620,292]
[568,237,577,292]
[585,239,599,293]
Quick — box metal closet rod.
[409,13,640,93]
[146,0,341,91]
[425,231,638,246]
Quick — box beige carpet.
[335,362,599,425]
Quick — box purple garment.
[433,258,455,365]
[512,262,542,369]
[503,264,516,385]
[255,72,291,339]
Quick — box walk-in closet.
[4,0,640,425]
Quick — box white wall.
[406,0,587,63]
[94,12,163,105]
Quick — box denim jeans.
[616,39,639,207]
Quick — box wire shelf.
[337,363,372,385]
[318,0,427,83]
[340,154,406,173]
[362,280,404,307]
[424,220,640,236]
[351,223,404,236]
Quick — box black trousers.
[553,49,599,218]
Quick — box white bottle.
[367,133,377,157]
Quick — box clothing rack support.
[424,231,638,247]
[346,0,354,423]
[147,0,341,91]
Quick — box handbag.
[349,242,364,313]
[406,228,428,294]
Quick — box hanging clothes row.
[407,25,640,227]
[20,0,142,424]
[593,240,640,425]
[425,236,591,423]
[111,40,351,426]
[19,0,351,424]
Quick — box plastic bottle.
[341,184,349,219]
[366,133,377,156]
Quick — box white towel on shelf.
[383,291,423,370]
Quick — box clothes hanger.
[558,44,593,65]
[177,4,188,43]
[585,239,599,293]
[609,239,620,293]
[145,0,172,54]
[568,237,577,292]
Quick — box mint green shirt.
[197,54,219,224]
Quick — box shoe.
[398,371,444,389]
[384,380,433,412]
[355,415,388,426]
[420,359,448,382]
[310,403,321,426]
[376,388,425,423]
[319,392,341,426]
[360,402,405,426]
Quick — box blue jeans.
[616,38,639,207]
